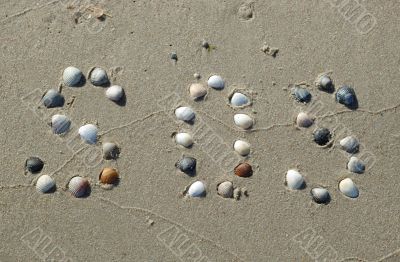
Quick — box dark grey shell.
[310,188,330,204]
[313,128,331,145]
[291,86,311,103]
[175,156,196,174]
[25,157,44,173]
[336,86,357,108]
[41,89,65,108]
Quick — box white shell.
[89,67,109,86]
[68,176,89,198]
[217,181,233,198]
[106,85,124,101]
[233,114,254,130]
[296,112,314,128]
[286,169,305,190]
[51,114,71,134]
[63,66,83,87]
[188,181,205,197]
[175,107,195,122]
[230,92,250,107]
[207,75,225,89]
[347,156,365,174]
[189,83,207,100]
[340,136,359,153]
[233,140,250,156]
[175,132,193,148]
[36,175,56,193]
[78,124,98,144]
[339,178,359,198]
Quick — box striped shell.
[233,114,254,130]
[41,89,65,108]
[187,181,206,197]
[78,124,98,144]
[234,163,253,177]
[99,168,119,185]
[175,107,195,122]
[51,114,71,135]
[340,136,359,153]
[347,156,365,174]
[36,175,56,193]
[63,66,83,87]
[175,156,196,174]
[68,176,90,198]
[102,142,120,160]
[25,157,44,173]
[336,85,357,108]
[189,83,207,100]
[217,181,234,198]
[286,169,305,190]
[105,85,124,101]
[310,187,330,204]
[174,132,193,148]
[313,127,331,145]
[207,75,225,89]
[339,178,359,198]
[291,86,311,103]
[88,67,109,86]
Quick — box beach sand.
[0,0,399,261]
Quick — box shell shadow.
[184,169,196,177]
[73,76,87,87]
[113,91,127,107]
[78,186,92,198]
[322,83,335,94]
[45,186,57,194]
[346,97,359,110]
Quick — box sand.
[0,0,399,261]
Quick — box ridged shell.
[78,124,98,144]
[207,75,225,89]
[310,187,330,204]
[63,66,83,87]
[233,140,250,156]
[99,168,119,185]
[102,142,120,160]
[286,169,305,190]
[340,136,359,153]
[51,114,71,134]
[175,107,195,122]
[175,156,196,174]
[36,175,56,193]
[233,114,254,130]
[106,85,124,101]
[316,75,333,92]
[174,133,193,148]
[42,89,65,108]
[296,112,314,128]
[25,157,44,173]
[217,181,234,198]
[230,92,250,107]
[339,178,359,198]
[89,67,109,86]
[189,83,207,100]
[187,181,205,197]
[234,163,253,177]
[313,127,331,145]
[291,86,311,103]
[347,156,365,174]
[336,86,357,108]
[68,176,90,198]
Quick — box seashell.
[340,136,359,153]
[313,127,332,146]
[233,140,250,156]
[41,89,65,108]
[175,106,195,122]
[285,169,305,190]
[175,156,196,174]
[207,75,225,89]
[170,52,178,61]
[316,74,333,92]
[36,175,56,193]
[291,86,311,103]
[201,40,210,49]
[88,67,109,86]
[25,157,44,174]
[233,114,254,130]
[189,83,207,100]
[105,85,124,102]
[187,181,205,197]
[310,187,330,204]
[296,112,314,128]
[347,156,365,174]
[174,132,193,148]
[336,85,358,108]
[63,66,83,87]
[230,92,250,107]
[193,73,201,80]
[99,168,119,185]
[234,163,253,177]
[68,176,90,198]
[217,181,234,198]
[51,114,71,134]
[102,142,120,159]
[78,124,98,144]
[339,178,359,198]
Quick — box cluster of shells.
[287,74,365,204]
[27,66,125,197]
[174,74,253,199]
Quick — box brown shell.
[234,163,253,177]
[99,168,119,184]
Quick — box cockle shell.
[189,83,207,100]
[286,169,305,190]
[340,136,359,153]
[313,127,331,145]
[174,132,193,148]
[207,75,225,89]
[234,163,253,177]
[310,187,330,204]
[316,74,333,92]
[51,114,71,134]
[102,142,120,159]
[187,181,206,197]
[175,107,195,122]
[347,156,365,174]
[36,175,56,193]
[233,140,251,156]
[25,157,44,173]
[217,181,234,198]
[291,86,311,103]
[63,66,83,87]
[296,112,314,128]
[234,114,254,130]
[175,156,196,174]
[78,124,98,144]
[339,178,359,198]
[68,176,90,198]
[336,85,357,108]
[42,89,65,108]
[105,85,124,102]
[230,92,250,107]
[99,168,119,185]
[88,67,109,86]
